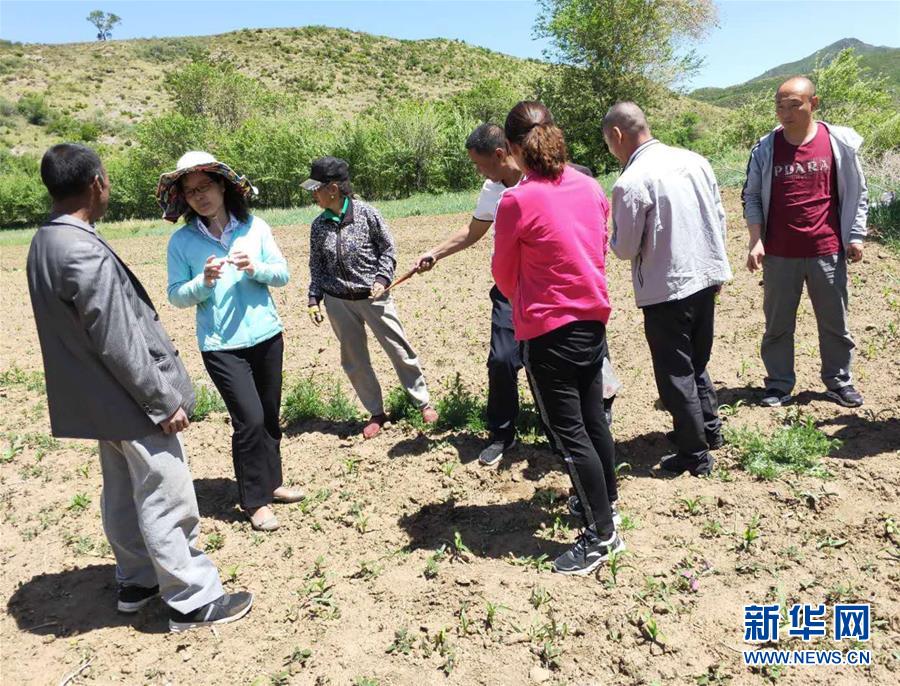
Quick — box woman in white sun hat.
[159,151,303,532]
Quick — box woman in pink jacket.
[492,101,622,576]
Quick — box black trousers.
[642,287,721,466]
[202,333,284,510]
[486,286,523,442]
[523,321,617,540]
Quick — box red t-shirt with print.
[765,123,841,258]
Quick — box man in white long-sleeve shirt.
[603,102,732,477]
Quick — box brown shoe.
[272,487,305,504]
[362,413,388,439]
[421,406,439,424]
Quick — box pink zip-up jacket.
[492,165,612,341]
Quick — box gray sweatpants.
[761,253,855,394]
[98,432,224,614]
[324,294,430,415]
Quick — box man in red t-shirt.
[742,76,868,408]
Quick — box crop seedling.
[343,456,360,476]
[205,532,225,552]
[702,520,725,538]
[224,564,240,583]
[424,545,446,579]
[352,559,382,580]
[679,496,704,516]
[484,601,507,631]
[440,460,458,479]
[507,553,552,572]
[816,535,849,551]
[614,462,632,477]
[639,614,666,648]
[284,647,312,668]
[604,549,630,587]
[450,530,473,562]
[530,584,552,609]
[1,436,24,464]
[718,400,745,417]
[457,603,473,636]
[68,492,90,512]
[736,515,761,552]
[386,628,414,655]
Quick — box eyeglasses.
[183,182,214,199]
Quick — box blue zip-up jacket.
[167,214,289,352]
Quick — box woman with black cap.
[160,151,304,532]
[303,156,438,439]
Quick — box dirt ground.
[1,189,898,686]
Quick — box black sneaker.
[478,436,516,467]
[566,496,621,527]
[552,529,625,576]
[825,385,864,408]
[761,388,792,407]
[659,453,714,477]
[666,430,725,450]
[117,584,159,613]
[168,592,253,633]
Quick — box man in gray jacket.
[604,102,732,477]
[27,143,251,632]
[742,76,866,408]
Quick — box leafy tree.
[163,62,276,131]
[86,10,121,41]
[534,0,718,170]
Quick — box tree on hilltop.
[87,10,121,41]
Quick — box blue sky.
[1,1,897,89]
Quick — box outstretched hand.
[414,253,436,273]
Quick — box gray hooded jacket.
[741,122,868,247]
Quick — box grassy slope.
[691,38,900,108]
[0,26,545,154]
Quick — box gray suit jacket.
[27,214,195,440]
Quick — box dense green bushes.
[1,49,896,229]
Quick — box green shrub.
[281,376,326,424]
[385,386,425,429]
[434,373,485,432]
[16,93,50,125]
[0,151,48,227]
[725,411,840,480]
[164,61,275,131]
[190,383,226,421]
[282,374,361,424]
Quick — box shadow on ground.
[193,477,244,523]
[398,497,571,562]
[7,564,169,636]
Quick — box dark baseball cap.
[301,156,350,191]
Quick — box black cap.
[301,156,350,191]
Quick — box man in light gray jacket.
[27,143,251,632]
[604,102,732,477]
[742,76,866,408]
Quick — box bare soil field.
[1,189,898,685]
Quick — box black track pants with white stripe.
[523,320,617,540]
